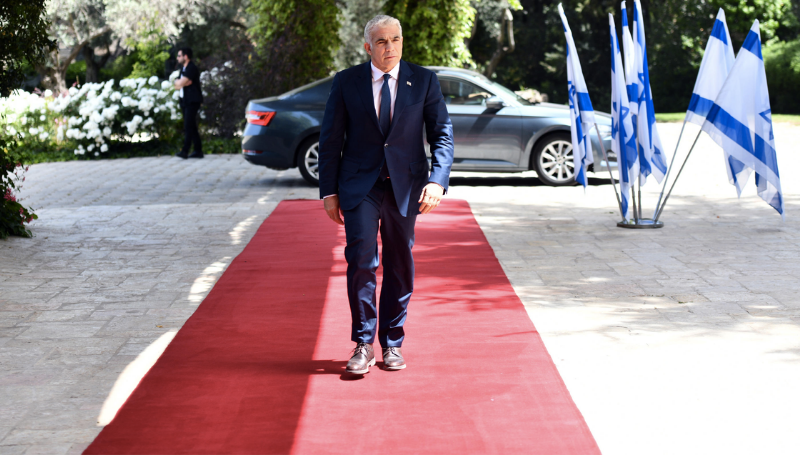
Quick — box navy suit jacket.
[318,60,455,217]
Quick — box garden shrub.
[1,74,181,159]
[0,133,37,238]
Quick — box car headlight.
[595,124,612,137]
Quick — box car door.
[437,76,523,170]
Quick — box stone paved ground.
[2,123,799,454]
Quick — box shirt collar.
[370,61,400,82]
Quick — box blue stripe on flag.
[742,30,762,60]
[710,19,728,44]
[626,85,637,104]
[728,154,746,187]
[687,93,715,117]
[577,92,594,113]
[755,133,780,177]
[706,104,780,177]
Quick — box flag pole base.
[617,218,664,229]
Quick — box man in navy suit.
[318,15,454,374]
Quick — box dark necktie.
[379,73,391,180]
[379,74,391,135]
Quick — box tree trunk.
[84,46,99,83]
[484,8,515,78]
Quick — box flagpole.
[635,136,643,221]
[630,184,639,223]
[594,124,625,222]
[654,129,702,221]
[652,118,687,219]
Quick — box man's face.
[364,24,403,72]
[177,52,186,65]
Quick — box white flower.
[83,121,99,132]
[56,128,64,142]
[199,111,206,119]
[100,144,108,152]
[103,127,111,136]
[88,144,95,151]
[7,126,16,135]
[68,87,79,96]
[110,92,122,101]
[29,127,39,135]
[160,81,171,90]
[90,112,103,124]
[142,117,154,126]
[169,70,179,82]
[39,115,46,121]
[224,61,233,68]
[74,150,81,155]
[148,76,159,85]
[44,89,53,97]
[95,151,99,156]
[172,91,180,100]
[21,117,27,125]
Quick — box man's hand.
[324,195,344,225]
[418,183,444,215]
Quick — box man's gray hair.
[363,15,402,44]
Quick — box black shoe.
[188,151,204,159]
[175,151,188,159]
[346,342,375,374]
[382,347,406,370]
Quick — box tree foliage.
[0,0,55,97]
[385,0,476,67]
[335,0,385,69]
[489,0,799,114]
[248,0,341,94]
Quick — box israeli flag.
[620,2,637,117]
[632,0,668,184]
[685,9,745,194]
[686,9,735,126]
[702,21,783,218]
[558,3,595,187]
[610,14,638,220]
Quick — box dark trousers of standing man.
[181,101,202,155]
[343,177,417,349]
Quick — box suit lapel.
[388,60,415,136]
[355,62,381,132]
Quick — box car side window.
[439,78,493,106]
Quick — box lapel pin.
[407,81,412,86]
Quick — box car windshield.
[485,79,532,106]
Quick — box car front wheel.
[532,133,577,186]
[297,136,320,186]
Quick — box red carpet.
[85,199,599,454]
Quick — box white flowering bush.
[0,72,182,157]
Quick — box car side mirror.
[485,96,506,110]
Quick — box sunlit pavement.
[2,123,800,454]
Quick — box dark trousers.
[181,101,202,154]
[343,178,418,348]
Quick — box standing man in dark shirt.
[174,48,203,159]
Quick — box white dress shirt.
[371,61,400,122]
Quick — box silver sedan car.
[242,66,614,186]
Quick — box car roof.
[426,66,492,83]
